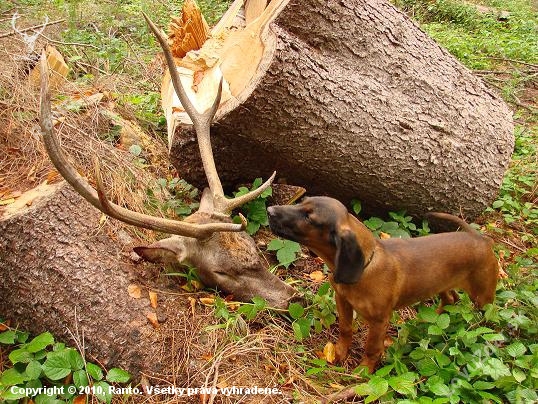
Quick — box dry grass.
[0,33,174,244]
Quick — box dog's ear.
[334,229,365,284]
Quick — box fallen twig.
[0,18,65,39]
[37,31,100,49]
[483,56,538,70]
[322,385,360,403]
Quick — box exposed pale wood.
[29,45,69,90]
[245,0,268,24]
[219,0,289,95]
[162,0,289,137]
[211,0,244,36]
[168,0,210,58]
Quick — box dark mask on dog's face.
[268,197,367,283]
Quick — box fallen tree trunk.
[0,183,165,375]
[166,0,514,219]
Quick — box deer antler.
[143,13,276,216]
[39,52,243,239]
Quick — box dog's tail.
[424,212,478,234]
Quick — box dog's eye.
[304,211,312,223]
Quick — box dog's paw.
[359,357,378,374]
[334,340,350,363]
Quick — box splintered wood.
[168,0,210,58]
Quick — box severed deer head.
[38,14,298,309]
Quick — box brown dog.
[267,196,498,372]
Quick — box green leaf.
[0,368,27,385]
[9,347,34,364]
[73,369,89,388]
[237,304,257,320]
[129,144,142,156]
[477,391,503,404]
[94,381,113,404]
[417,358,438,376]
[492,200,504,209]
[267,239,284,251]
[288,303,305,320]
[317,282,331,296]
[389,228,411,239]
[0,330,17,344]
[1,388,27,401]
[42,350,73,380]
[428,324,444,335]
[436,313,450,329]
[473,380,495,390]
[481,333,505,342]
[17,331,30,344]
[351,199,362,215]
[86,362,104,381]
[276,240,301,268]
[418,306,439,323]
[506,341,527,357]
[292,321,304,341]
[428,381,451,396]
[512,368,527,383]
[68,349,84,371]
[296,318,311,339]
[364,217,384,230]
[251,296,266,311]
[375,364,394,377]
[482,358,511,379]
[34,394,65,404]
[106,367,131,383]
[367,376,389,400]
[354,382,371,396]
[434,352,451,367]
[388,372,417,395]
[26,360,43,379]
[26,332,54,353]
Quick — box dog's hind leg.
[437,290,460,313]
[467,262,498,309]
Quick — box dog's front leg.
[334,293,354,362]
[361,317,390,373]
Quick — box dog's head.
[267,196,366,284]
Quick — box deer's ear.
[333,229,365,284]
[134,238,187,263]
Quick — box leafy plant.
[362,211,430,239]
[232,177,273,235]
[0,329,132,404]
[164,263,204,292]
[267,238,302,269]
[206,296,268,337]
[288,282,337,341]
[487,126,538,234]
[154,177,200,218]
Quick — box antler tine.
[39,51,244,239]
[221,171,277,214]
[143,13,203,127]
[144,12,225,201]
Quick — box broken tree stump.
[164,0,514,219]
[0,183,162,375]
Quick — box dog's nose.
[267,206,276,217]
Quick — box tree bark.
[168,0,514,219]
[0,183,163,375]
